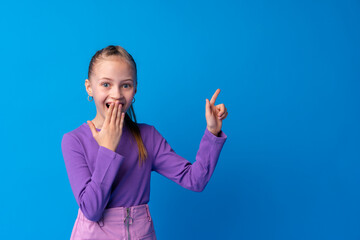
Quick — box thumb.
[87,121,98,137]
[205,99,211,114]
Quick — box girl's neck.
[90,115,128,130]
[90,116,104,129]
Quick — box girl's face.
[85,57,137,125]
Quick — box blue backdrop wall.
[0,0,359,239]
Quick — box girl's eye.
[102,83,132,88]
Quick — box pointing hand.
[205,89,228,136]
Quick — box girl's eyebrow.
[99,77,133,82]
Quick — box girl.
[61,45,228,240]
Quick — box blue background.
[0,0,359,239]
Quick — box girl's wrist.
[207,127,220,137]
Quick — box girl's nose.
[111,88,123,98]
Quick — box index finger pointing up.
[210,89,221,105]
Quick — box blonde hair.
[88,45,148,166]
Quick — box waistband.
[79,204,152,227]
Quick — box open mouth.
[106,103,124,109]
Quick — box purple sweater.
[61,122,227,222]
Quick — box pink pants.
[70,204,157,240]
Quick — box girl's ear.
[85,79,93,96]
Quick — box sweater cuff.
[91,146,124,185]
[204,128,227,143]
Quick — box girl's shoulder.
[61,122,91,143]
[136,123,165,141]
[136,122,156,137]
[137,122,154,130]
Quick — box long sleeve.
[151,126,227,192]
[61,133,125,222]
